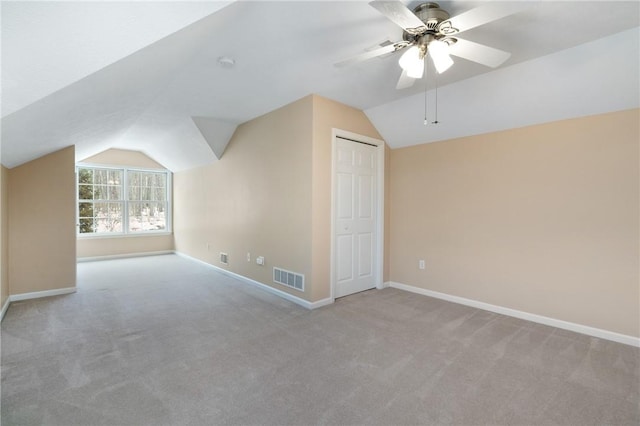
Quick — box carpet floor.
[1,254,638,425]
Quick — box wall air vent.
[273,267,304,292]
[219,252,228,265]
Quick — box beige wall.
[77,148,174,258]
[79,148,167,170]
[8,146,77,295]
[78,235,174,259]
[310,95,384,300]
[389,109,639,337]
[1,166,8,307]
[174,96,314,299]
[174,95,384,302]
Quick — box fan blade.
[396,69,416,90]
[447,38,511,68]
[369,1,426,35]
[334,42,407,68]
[438,2,527,35]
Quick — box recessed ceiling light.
[217,56,235,69]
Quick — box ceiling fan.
[336,1,526,89]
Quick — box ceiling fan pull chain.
[432,68,439,125]
[424,59,428,126]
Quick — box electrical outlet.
[419,259,425,270]
[256,256,265,266]
[247,252,251,262]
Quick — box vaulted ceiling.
[2,1,639,171]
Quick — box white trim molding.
[388,281,640,348]
[307,297,335,310]
[77,250,174,263]
[1,287,77,322]
[75,164,172,237]
[174,251,334,310]
[330,128,386,299]
[1,297,10,321]
[9,287,77,302]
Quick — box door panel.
[334,138,378,298]
[337,173,353,219]
[358,174,373,219]
[337,234,354,282]
[358,232,373,278]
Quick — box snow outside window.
[77,166,171,236]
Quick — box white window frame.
[76,164,172,238]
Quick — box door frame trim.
[330,128,385,300]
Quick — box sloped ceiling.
[2,1,639,172]
[366,27,640,147]
[1,1,233,117]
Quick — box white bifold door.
[334,137,379,298]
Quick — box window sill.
[77,232,173,240]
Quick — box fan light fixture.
[428,39,453,74]
[398,46,425,78]
[399,39,453,78]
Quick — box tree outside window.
[77,166,170,235]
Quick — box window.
[77,166,171,235]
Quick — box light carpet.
[2,254,638,425]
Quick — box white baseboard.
[1,287,77,322]
[174,251,334,310]
[388,281,640,348]
[307,297,334,309]
[77,250,174,263]
[9,287,77,302]
[1,297,10,321]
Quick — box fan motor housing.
[414,2,450,30]
[403,2,450,44]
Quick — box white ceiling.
[1,0,232,117]
[2,1,639,171]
